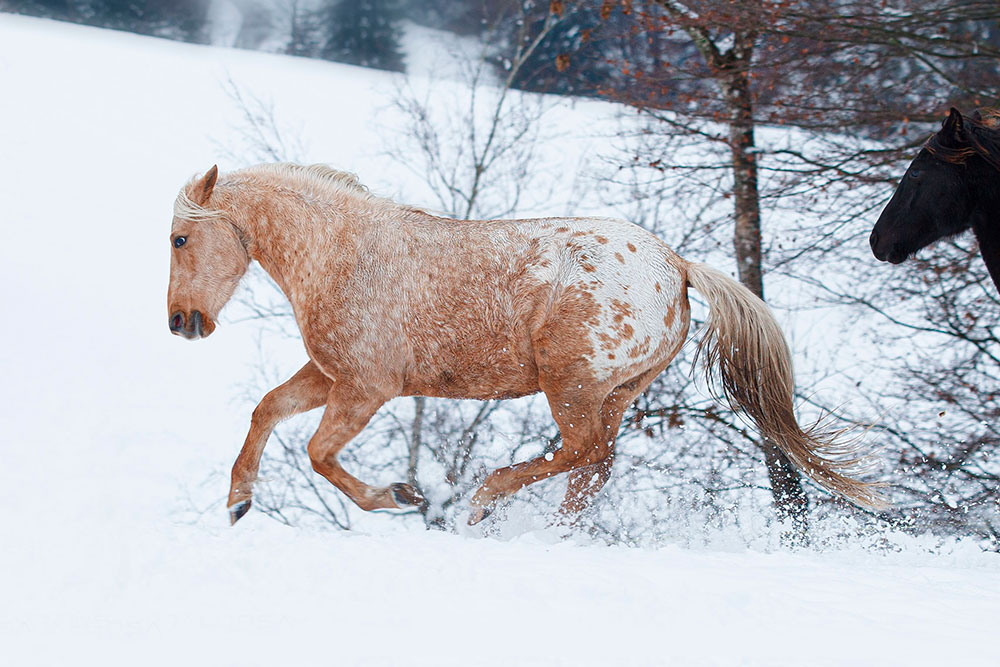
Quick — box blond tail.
[685,262,887,510]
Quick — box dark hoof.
[467,506,492,526]
[229,499,251,525]
[390,483,426,508]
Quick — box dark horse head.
[870,108,1000,290]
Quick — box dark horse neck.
[970,164,1000,293]
[972,220,1000,292]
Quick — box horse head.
[870,108,978,264]
[167,165,250,339]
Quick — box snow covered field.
[0,14,997,666]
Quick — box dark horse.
[871,108,1000,292]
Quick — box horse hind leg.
[558,369,660,518]
[468,378,608,525]
[228,360,332,525]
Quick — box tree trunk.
[408,397,424,489]
[723,48,809,531]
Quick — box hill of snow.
[0,14,997,666]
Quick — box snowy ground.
[0,14,997,666]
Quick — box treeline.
[0,0,700,89]
[1,0,409,70]
[3,0,210,42]
[5,0,998,111]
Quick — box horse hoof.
[390,483,425,508]
[229,499,251,525]
[467,506,492,526]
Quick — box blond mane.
[173,188,227,222]
[174,163,396,223]
[249,163,370,194]
[232,163,391,208]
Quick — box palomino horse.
[871,107,1000,293]
[168,163,884,526]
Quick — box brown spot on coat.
[627,242,637,253]
[609,299,636,320]
[615,252,625,264]
[628,336,651,358]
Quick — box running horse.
[167,163,884,526]
[871,107,1000,293]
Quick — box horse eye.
[173,236,187,248]
[909,169,920,179]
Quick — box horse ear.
[941,108,966,143]
[193,165,219,205]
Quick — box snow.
[0,13,997,666]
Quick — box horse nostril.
[190,310,203,337]
[170,312,185,332]
[869,229,879,249]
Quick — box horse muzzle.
[869,230,908,264]
[169,310,211,339]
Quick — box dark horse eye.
[909,169,920,179]
[173,236,187,248]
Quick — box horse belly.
[400,286,547,401]
[402,336,541,400]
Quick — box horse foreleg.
[228,361,331,524]
[307,386,425,512]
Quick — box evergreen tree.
[82,0,207,42]
[6,0,79,20]
[286,0,322,58]
[319,0,405,72]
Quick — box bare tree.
[577,0,1000,529]
[214,3,576,532]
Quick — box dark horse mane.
[925,107,1000,172]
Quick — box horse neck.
[223,183,368,302]
[969,161,1000,292]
